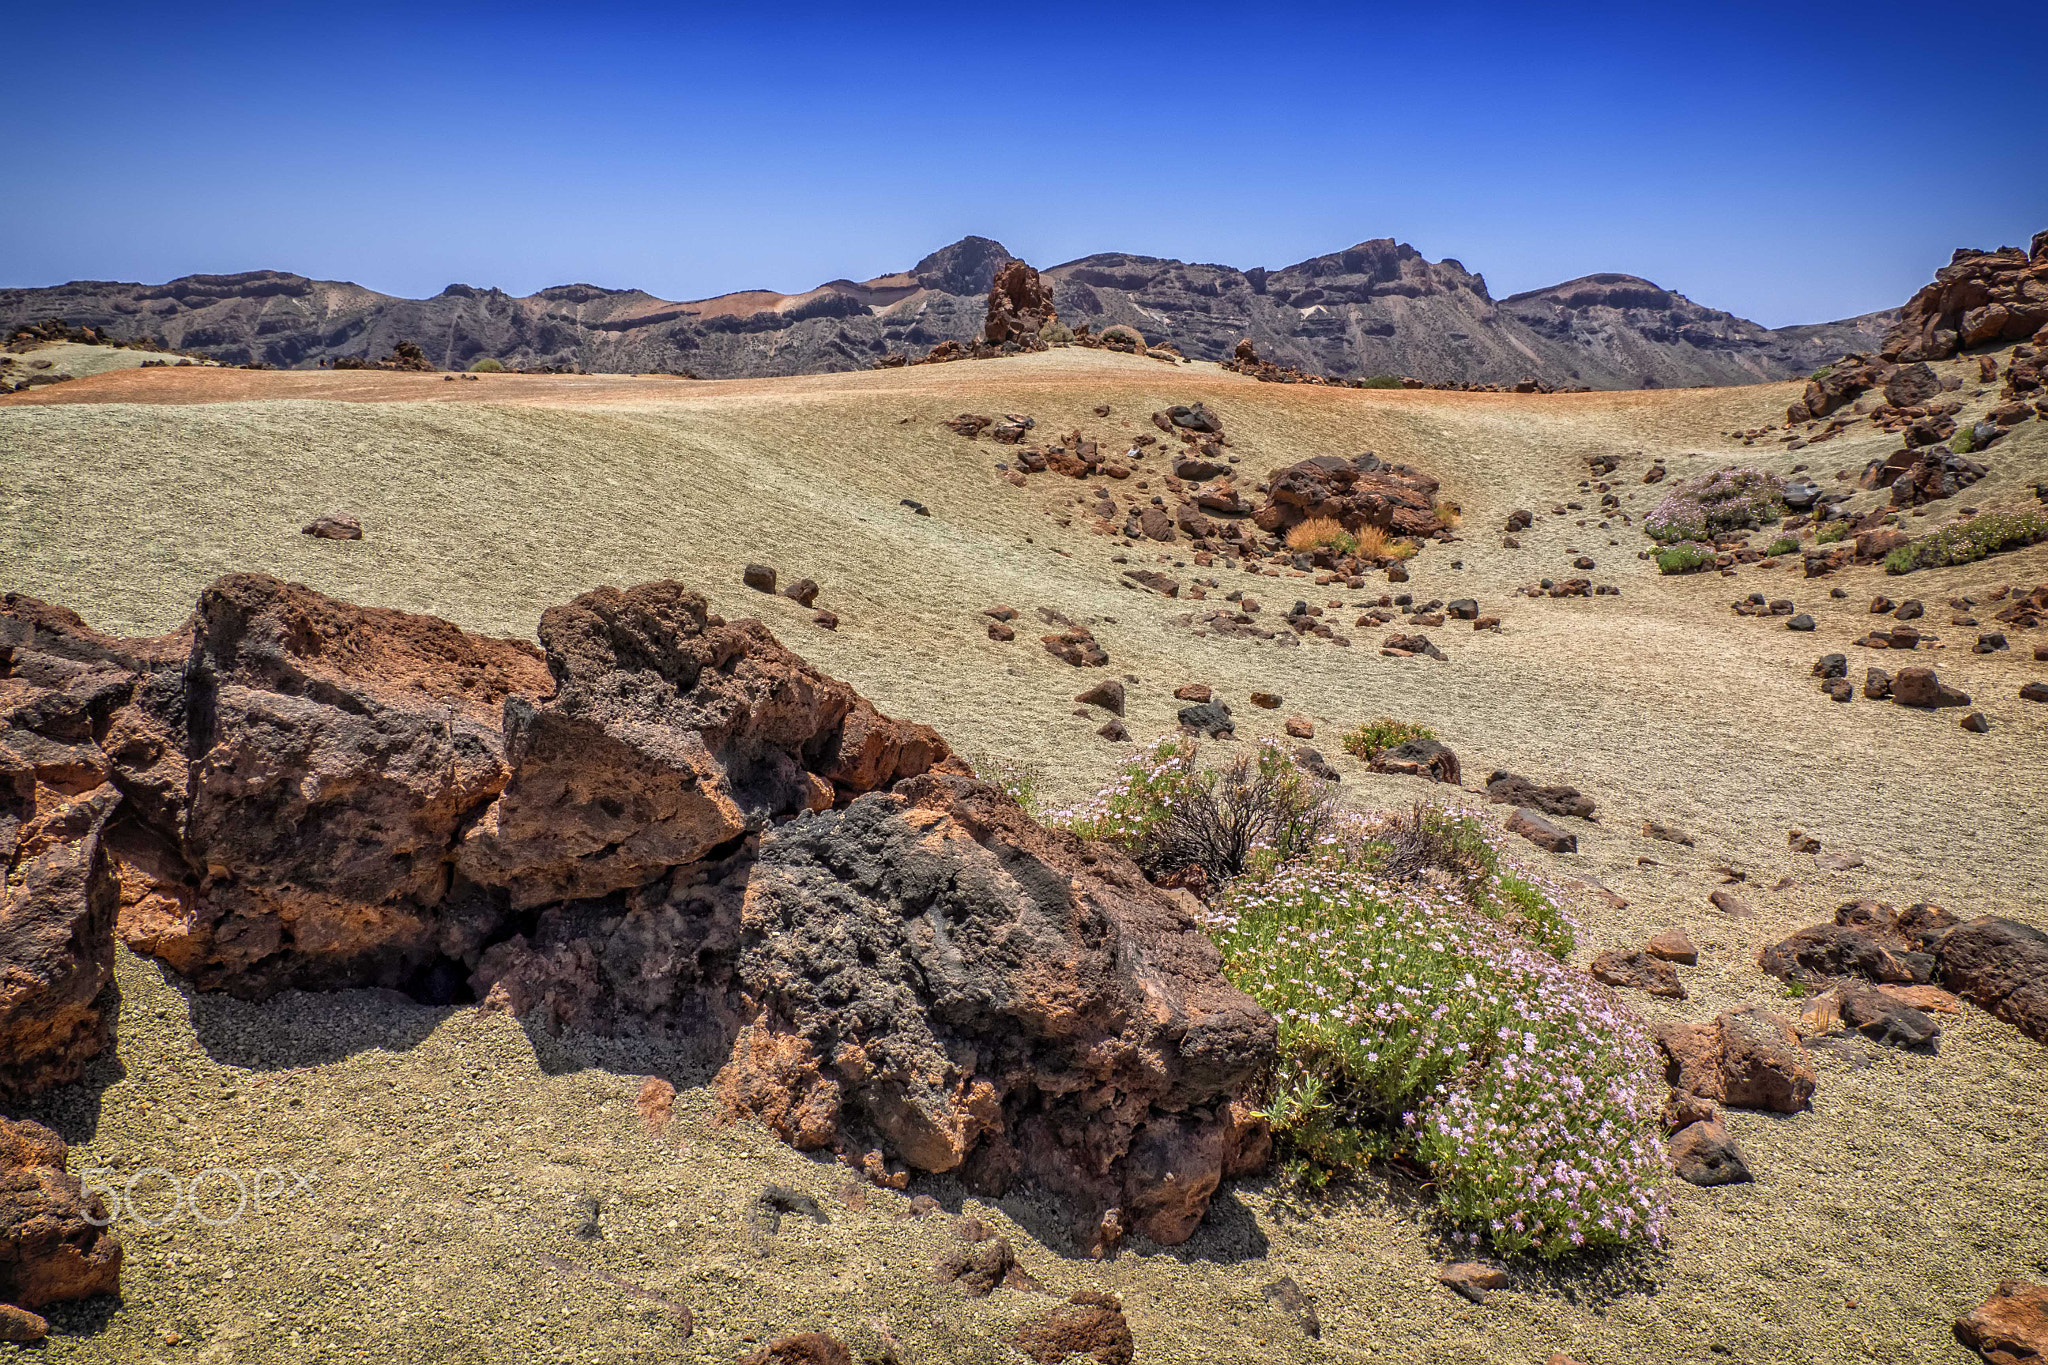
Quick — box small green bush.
[1340,718,1437,762]
[1655,542,1716,575]
[1765,536,1798,556]
[1816,520,1849,544]
[1359,374,1402,389]
[1809,363,1834,381]
[1883,510,2048,574]
[1951,425,1975,454]
[468,357,505,373]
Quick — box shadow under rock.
[512,1012,728,1091]
[10,996,128,1146]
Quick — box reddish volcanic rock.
[1257,453,1445,541]
[1882,235,2048,363]
[1,576,1272,1251]
[0,1118,122,1316]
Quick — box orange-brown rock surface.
[0,575,1275,1251]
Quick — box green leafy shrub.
[1951,425,1975,454]
[1655,542,1716,575]
[1883,510,2048,574]
[468,357,505,373]
[1815,520,1849,544]
[1340,718,1437,762]
[1208,815,1663,1257]
[1809,363,1834,381]
[1765,536,1798,556]
[1359,374,1402,389]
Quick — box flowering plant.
[1644,466,1785,542]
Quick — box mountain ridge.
[0,234,1895,388]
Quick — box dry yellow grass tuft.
[1351,524,1390,559]
[1433,499,1463,527]
[1385,537,1420,561]
[1284,515,1352,553]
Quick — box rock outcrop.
[983,260,1057,347]
[1881,234,2048,363]
[0,1118,122,1337]
[0,576,1274,1250]
[1255,454,1446,540]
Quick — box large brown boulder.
[1936,917,2048,1045]
[1,595,182,1100]
[1655,1007,1815,1113]
[1256,453,1444,540]
[0,1118,122,1324]
[714,773,1274,1252]
[1882,237,2048,363]
[1956,1280,2048,1365]
[457,582,943,910]
[5,577,1272,1248]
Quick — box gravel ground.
[3,347,2045,1364]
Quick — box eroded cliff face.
[0,575,1274,1253]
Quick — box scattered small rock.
[1591,948,1686,999]
[739,1333,854,1365]
[1075,680,1125,715]
[1437,1262,1509,1305]
[1173,683,1212,703]
[1506,807,1576,853]
[1368,738,1462,785]
[743,564,778,593]
[1643,820,1695,846]
[1669,1119,1753,1187]
[1260,1276,1321,1338]
[1954,1280,2048,1365]
[1646,928,1699,965]
[810,610,838,631]
[1709,889,1754,919]
[782,577,820,607]
[1177,701,1235,738]
[1894,666,1971,708]
[1013,1292,1134,1365]
[1283,714,1314,738]
[301,511,363,540]
[1961,711,1989,733]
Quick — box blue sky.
[8,1,2042,326]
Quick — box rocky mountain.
[0,235,1893,388]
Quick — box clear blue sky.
[8,1,2042,327]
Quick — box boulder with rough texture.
[300,511,362,540]
[1668,1118,1752,1186]
[1590,948,1686,999]
[1014,1291,1134,1365]
[1646,928,1699,964]
[1257,453,1445,540]
[4,578,1281,1249]
[716,773,1274,1252]
[1505,807,1576,853]
[738,1333,854,1365]
[1656,1007,1815,1113]
[1893,666,1971,708]
[1955,1279,2048,1365]
[1177,702,1234,738]
[1838,986,1941,1050]
[1937,917,2048,1045]
[983,259,1057,347]
[1881,236,2048,363]
[0,1118,122,1317]
[1483,771,1594,820]
[1368,738,1461,785]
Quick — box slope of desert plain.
[2,319,2046,1365]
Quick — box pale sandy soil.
[3,348,2045,1364]
[0,340,215,388]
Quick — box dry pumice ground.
[3,347,2045,1364]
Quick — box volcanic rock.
[1367,738,1461,785]
[1075,680,1125,715]
[301,512,363,540]
[1505,807,1576,853]
[1668,1119,1752,1187]
[1590,949,1685,999]
[1013,1292,1134,1365]
[1646,928,1699,965]
[1955,1279,2048,1365]
[1483,771,1594,820]
[1177,702,1235,738]
[1259,453,1444,540]
[1656,1007,1815,1113]
[983,259,1057,347]
[0,1118,123,1315]
[1042,627,1109,667]
[1894,666,1971,708]
[1936,917,2048,1044]
[1881,236,2048,363]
